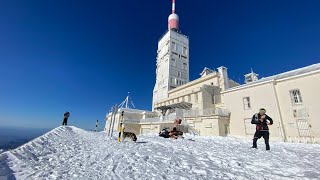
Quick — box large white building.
[152,1,189,110]
[105,0,320,144]
[223,64,320,143]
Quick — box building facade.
[106,63,320,144]
[105,0,320,144]
[223,64,320,143]
[152,15,189,109]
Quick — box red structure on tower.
[168,0,179,31]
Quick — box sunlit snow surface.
[0,126,319,180]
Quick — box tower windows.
[171,59,176,66]
[183,63,187,70]
[172,42,176,51]
[183,47,187,55]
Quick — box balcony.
[124,113,178,124]
[123,108,230,125]
[182,108,230,118]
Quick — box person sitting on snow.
[169,127,183,139]
[251,108,273,150]
[159,128,170,138]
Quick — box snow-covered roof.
[118,108,154,114]
[106,108,155,117]
[200,67,215,77]
[226,63,320,91]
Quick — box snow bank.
[0,126,319,179]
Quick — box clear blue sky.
[0,0,319,129]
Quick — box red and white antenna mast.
[172,0,176,14]
[168,0,179,31]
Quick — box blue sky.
[0,0,319,129]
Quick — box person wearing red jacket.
[251,108,273,150]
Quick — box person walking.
[251,108,273,150]
[95,120,98,132]
[62,111,70,126]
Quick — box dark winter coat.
[251,113,273,131]
[159,129,170,138]
[64,112,70,119]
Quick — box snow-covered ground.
[0,126,319,180]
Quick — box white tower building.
[152,0,190,110]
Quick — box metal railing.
[125,113,178,124]
[123,108,230,124]
[182,108,230,118]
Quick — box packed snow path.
[0,126,319,180]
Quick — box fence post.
[118,111,124,142]
[108,106,115,137]
[110,104,118,137]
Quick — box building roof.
[200,67,215,77]
[225,63,320,92]
[155,102,192,111]
[106,108,155,117]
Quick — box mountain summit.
[0,126,319,179]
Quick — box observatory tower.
[152,0,190,110]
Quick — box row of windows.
[171,59,188,70]
[242,89,303,110]
[172,42,188,56]
[170,77,186,86]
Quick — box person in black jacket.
[62,111,70,126]
[251,108,273,150]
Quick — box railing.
[182,108,230,118]
[125,113,178,124]
[180,119,200,135]
[139,117,161,123]
[124,119,140,124]
[123,108,230,124]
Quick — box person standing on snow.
[251,108,273,150]
[95,120,98,132]
[62,111,70,126]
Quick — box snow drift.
[0,126,319,180]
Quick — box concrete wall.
[123,124,141,135]
[223,71,320,143]
[223,82,283,141]
[105,109,158,132]
[274,72,320,143]
[184,116,229,136]
[154,73,221,110]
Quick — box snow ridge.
[1,126,320,180]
